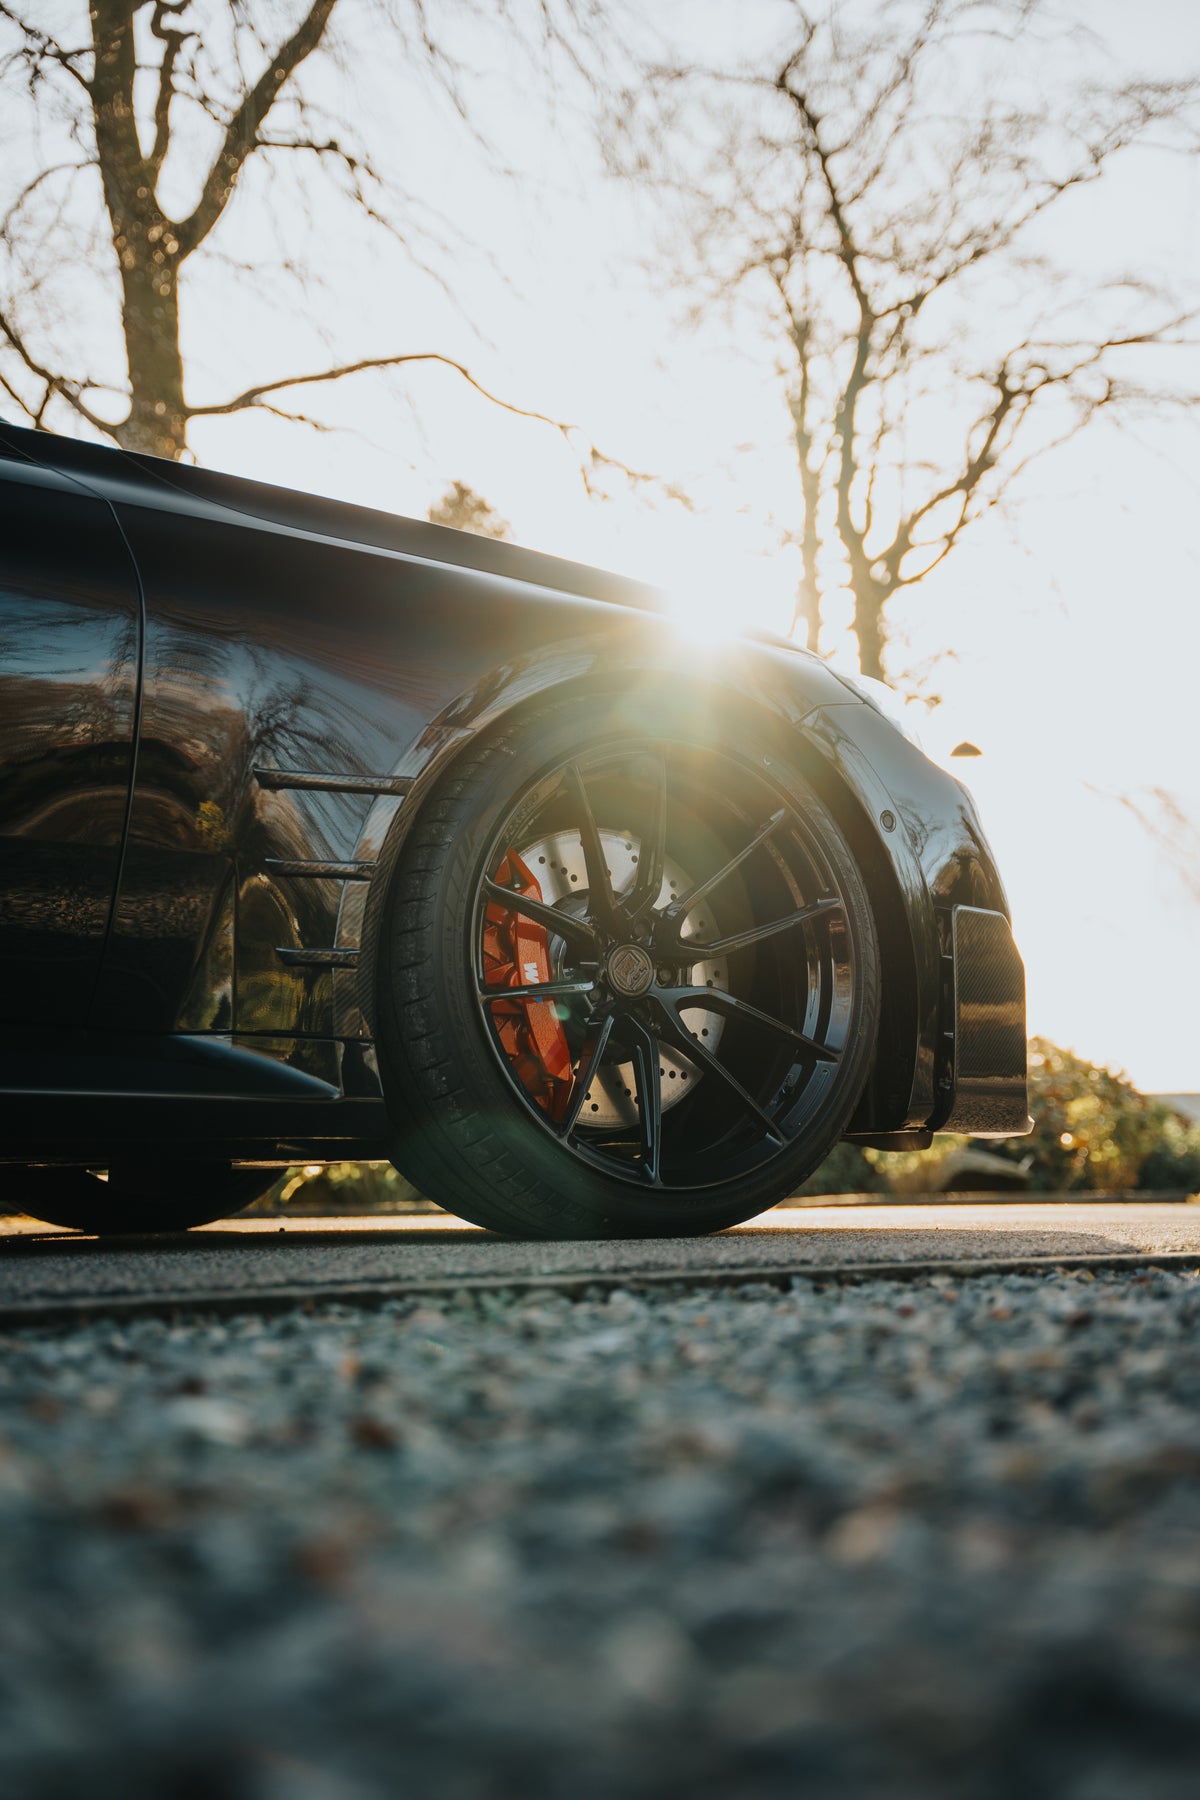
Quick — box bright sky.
[5,0,1199,1090]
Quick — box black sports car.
[0,419,1030,1237]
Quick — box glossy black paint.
[0,418,1027,1168]
[0,449,140,1026]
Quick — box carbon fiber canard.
[940,907,1032,1137]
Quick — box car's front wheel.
[377,697,880,1237]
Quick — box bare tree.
[621,0,1199,677]
[0,0,631,473]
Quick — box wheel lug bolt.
[657,967,672,985]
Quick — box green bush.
[1014,1039,1198,1192]
[1137,1118,1200,1193]
[862,1039,1200,1195]
[255,1162,427,1212]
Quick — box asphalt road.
[1,1201,1198,1322]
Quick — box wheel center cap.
[606,942,654,997]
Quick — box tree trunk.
[793,563,822,654]
[90,0,188,460]
[112,254,187,459]
[789,430,823,653]
[852,582,887,681]
[787,323,824,653]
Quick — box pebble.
[0,1270,1198,1796]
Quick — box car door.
[0,438,142,1026]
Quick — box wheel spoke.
[564,762,620,928]
[558,1012,616,1139]
[482,877,599,952]
[672,987,840,1062]
[670,809,787,914]
[624,751,668,922]
[624,1016,664,1184]
[474,736,864,1198]
[478,978,596,1004]
[682,896,842,959]
[652,997,785,1145]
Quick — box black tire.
[10,1164,280,1234]
[377,696,880,1238]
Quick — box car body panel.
[0,419,1029,1168]
[0,443,142,1027]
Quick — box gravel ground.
[2,1269,1200,1798]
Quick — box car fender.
[344,636,937,1130]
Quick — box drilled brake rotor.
[516,826,729,1129]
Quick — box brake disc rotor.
[516,826,729,1129]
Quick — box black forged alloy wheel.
[379,702,881,1238]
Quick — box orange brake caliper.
[482,849,574,1119]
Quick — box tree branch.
[147,0,193,182]
[777,75,873,319]
[0,367,31,416]
[0,4,91,94]
[185,349,671,497]
[174,0,337,258]
[186,350,582,429]
[0,306,112,436]
[772,70,885,623]
[872,311,1198,595]
[0,159,95,237]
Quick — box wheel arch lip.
[350,635,1006,1135]
[351,630,855,999]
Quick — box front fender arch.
[353,655,923,1132]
